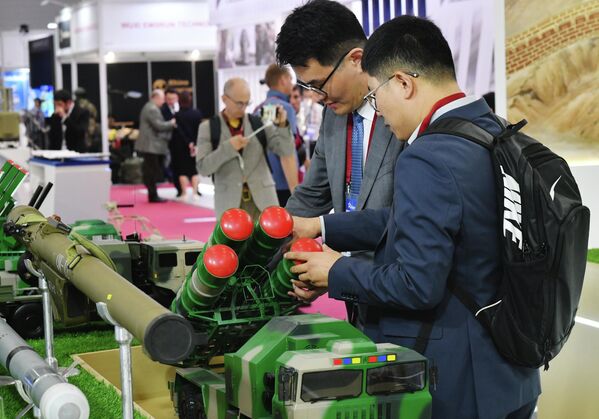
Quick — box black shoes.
[149,197,167,203]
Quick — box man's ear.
[348,48,363,67]
[394,71,416,100]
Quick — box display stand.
[96,302,134,419]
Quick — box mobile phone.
[260,104,279,124]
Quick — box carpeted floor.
[109,183,347,320]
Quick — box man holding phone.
[254,64,300,206]
[196,78,295,220]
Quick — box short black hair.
[276,0,366,67]
[362,16,456,82]
[54,89,72,103]
[165,88,178,96]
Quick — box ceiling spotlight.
[47,22,58,29]
[41,0,69,7]
[190,49,201,61]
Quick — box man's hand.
[288,279,327,303]
[285,245,342,288]
[292,216,321,239]
[189,143,197,157]
[229,135,249,151]
[54,103,65,118]
[274,105,288,128]
[170,118,177,127]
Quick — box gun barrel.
[6,206,195,364]
[0,319,89,418]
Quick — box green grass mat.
[0,328,147,419]
[588,249,599,264]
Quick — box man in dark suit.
[48,89,90,152]
[160,88,183,197]
[276,0,403,323]
[286,16,541,419]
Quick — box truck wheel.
[17,252,37,287]
[10,302,43,339]
[177,382,206,419]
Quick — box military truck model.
[172,315,432,419]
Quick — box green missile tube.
[205,208,254,251]
[175,244,239,314]
[270,238,323,298]
[238,206,293,269]
[5,205,195,364]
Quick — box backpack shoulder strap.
[422,117,497,150]
[247,114,273,173]
[209,114,221,151]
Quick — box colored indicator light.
[343,358,352,365]
[333,359,342,366]
[387,354,397,362]
[378,355,387,362]
[352,357,361,364]
[368,356,378,363]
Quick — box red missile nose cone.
[220,208,254,241]
[203,245,238,278]
[290,238,323,264]
[259,206,293,239]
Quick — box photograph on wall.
[505,0,599,164]
[217,25,256,68]
[58,19,71,49]
[255,22,276,65]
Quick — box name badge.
[345,194,358,212]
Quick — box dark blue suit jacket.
[324,99,541,419]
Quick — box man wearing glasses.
[195,78,294,220]
[276,0,403,323]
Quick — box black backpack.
[424,117,590,369]
[209,114,272,173]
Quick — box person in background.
[172,91,202,202]
[289,85,310,180]
[25,98,47,149]
[136,89,176,203]
[196,78,294,220]
[75,87,99,151]
[160,88,183,198]
[48,89,90,152]
[300,88,324,157]
[253,64,299,207]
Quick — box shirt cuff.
[319,216,326,243]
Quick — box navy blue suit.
[324,99,541,419]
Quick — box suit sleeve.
[322,208,390,252]
[195,120,239,176]
[285,111,333,216]
[148,107,175,133]
[264,124,295,157]
[64,108,89,143]
[328,146,463,311]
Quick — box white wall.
[571,165,599,249]
[0,30,52,71]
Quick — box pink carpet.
[109,184,346,320]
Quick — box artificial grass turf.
[0,328,147,419]
[588,249,599,264]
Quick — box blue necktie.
[350,112,364,196]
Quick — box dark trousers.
[141,152,165,200]
[276,189,291,207]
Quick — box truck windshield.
[366,361,426,395]
[301,370,362,402]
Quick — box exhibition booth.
[0,0,597,418]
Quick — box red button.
[290,238,323,265]
[203,244,238,278]
[259,206,293,239]
[220,208,254,241]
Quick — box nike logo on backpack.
[550,176,561,200]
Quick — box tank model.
[171,314,432,419]
[0,317,89,418]
[3,205,195,364]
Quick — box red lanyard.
[345,113,377,185]
[417,92,466,136]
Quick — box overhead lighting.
[47,22,58,30]
[190,49,201,61]
[41,0,69,6]
[104,51,116,63]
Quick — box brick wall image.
[506,2,599,74]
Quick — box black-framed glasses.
[296,49,352,99]
[363,71,419,112]
[225,94,252,108]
